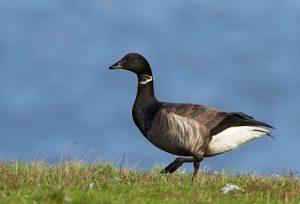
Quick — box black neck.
[133,74,159,135]
[134,74,157,106]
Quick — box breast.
[146,109,210,156]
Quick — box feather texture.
[147,108,210,157]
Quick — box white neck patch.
[140,74,153,85]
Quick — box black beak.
[109,61,122,70]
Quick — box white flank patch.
[140,74,152,85]
[206,126,270,156]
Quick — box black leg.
[192,160,201,180]
[160,157,203,176]
[160,157,189,174]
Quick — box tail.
[210,111,274,136]
[205,112,274,157]
[206,125,271,156]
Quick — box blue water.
[0,0,299,175]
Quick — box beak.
[109,61,122,70]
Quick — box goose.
[109,53,273,179]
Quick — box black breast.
[132,102,161,135]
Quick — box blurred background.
[0,0,299,175]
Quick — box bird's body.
[109,53,273,179]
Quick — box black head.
[109,53,152,76]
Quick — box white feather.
[206,126,270,156]
[139,75,152,85]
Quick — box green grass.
[0,161,299,204]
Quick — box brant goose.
[109,53,273,179]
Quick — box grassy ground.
[0,161,299,204]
